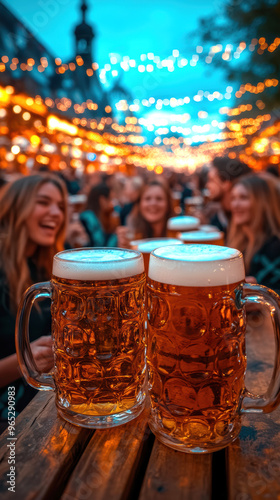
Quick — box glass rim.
[130,236,182,245]
[54,247,143,265]
[150,244,242,263]
[179,230,224,240]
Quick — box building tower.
[74,0,95,66]
[50,0,110,119]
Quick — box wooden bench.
[1,316,280,499]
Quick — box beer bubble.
[215,338,244,377]
[163,378,197,413]
[179,343,214,375]
[210,297,240,335]
[59,292,85,321]
[172,300,207,338]
[184,420,209,440]
[121,320,141,348]
[147,366,163,397]
[162,417,177,432]
[63,325,88,357]
[119,288,143,319]
[148,294,169,328]
[215,419,230,437]
[153,334,178,374]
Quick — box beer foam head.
[167,216,200,231]
[131,237,183,253]
[53,248,144,280]
[180,230,223,242]
[148,244,245,286]
[199,224,221,233]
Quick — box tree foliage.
[196,0,280,110]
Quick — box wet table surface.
[1,312,280,500]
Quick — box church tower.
[74,0,95,66]
[50,0,111,119]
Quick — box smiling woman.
[228,173,280,293]
[25,183,66,256]
[0,174,68,432]
[116,180,174,248]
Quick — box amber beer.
[50,248,147,427]
[130,237,183,273]
[147,244,246,452]
[179,229,224,246]
[16,247,146,429]
[167,216,200,238]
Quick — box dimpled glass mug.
[16,248,146,428]
[146,244,280,453]
[166,216,200,238]
[179,229,225,246]
[130,237,183,274]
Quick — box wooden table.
[1,312,280,500]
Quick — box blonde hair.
[228,174,280,272]
[0,174,68,309]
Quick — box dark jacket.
[248,236,280,295]
[0,259,51,429]
[79,210,117,247]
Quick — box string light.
[0,32,279,173]
[0,35,279,82]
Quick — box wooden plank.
[227,409,280,500]
[227,308,280,499]
[62,406,152,500]
[0,391,92,500]
[139,438,212,500]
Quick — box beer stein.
[179,229,224,246]
[16,248,146,428]
[146,244,280,452]
[199,224,222,233]
[130,237,183,274]
[184,195,203,216]
[167,216,200,238]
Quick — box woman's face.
[140,185,169,225]
[99,194,114,215]
[230,183,253,226]
[26,182,65,251]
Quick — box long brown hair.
[227,174,280,271]
[129,179,174,238]
[0,173,68,309]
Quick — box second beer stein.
[16,247,146,428]
[146,244,280,453]
[166,216,200,238]
[179,229,224,246]
[130,237,183,273]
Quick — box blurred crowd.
[0,156,280,431]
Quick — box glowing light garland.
[0,35,279,173]
[0,70,277,146]
[0,36,279,84]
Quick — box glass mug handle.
[238,283,280,413]
[15,281,55,391]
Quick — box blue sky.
[3,0,240,141]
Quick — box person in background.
[228,173,280,293]
[266,164,279,178]
[119,176,144,225]
[79,183,118,247]
[58,167,81,195]
[117,179,173,248]
[0,173,68,432]
[205,156,252,237]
